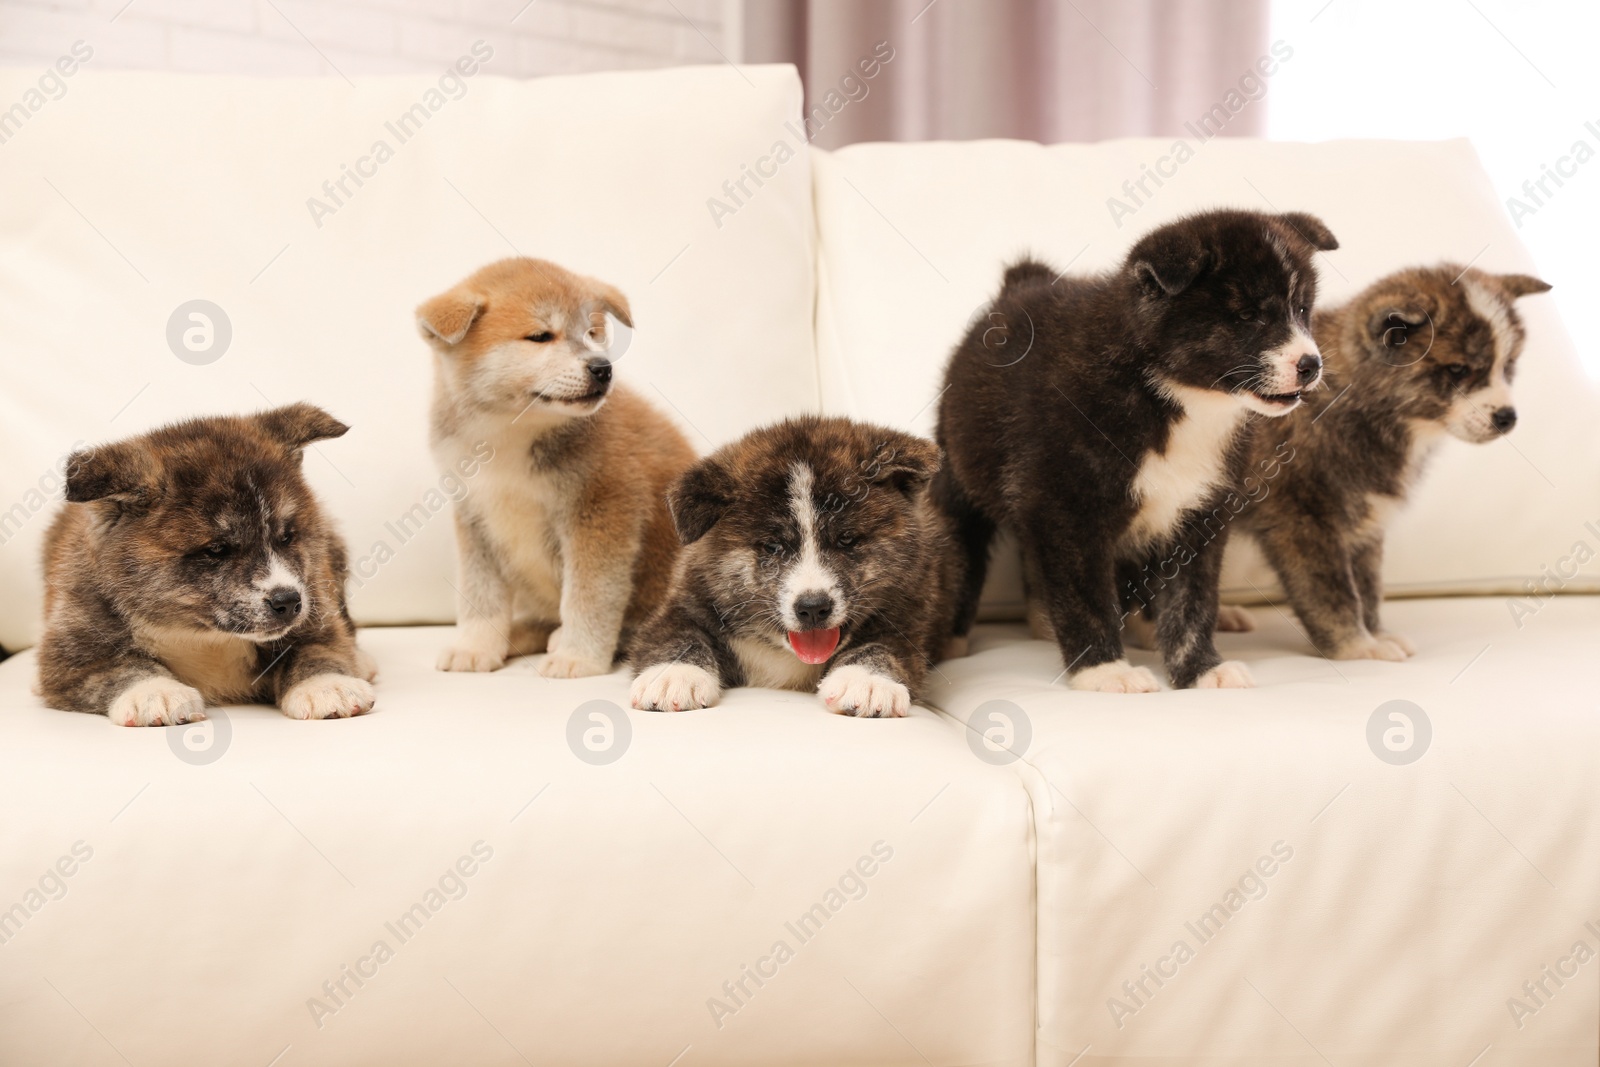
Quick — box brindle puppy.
[37,404,374,726]
[1231,264,1551,658]
[628,416,960,717]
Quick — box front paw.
[818,664,910,718]
[108,677,206,727]
[437,644,506,672]
[282,674,375,720]
[1377,631,1416,657]
[630,663,720,711]
[1216,605,1257,633]
[1331,633,1409,662]
[1195,660,1255,689]
[1069,660,1161,693]
[538,651,613,679]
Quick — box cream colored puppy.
[418,257,694,678]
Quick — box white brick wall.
[0,0,736,78]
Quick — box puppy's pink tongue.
[787,628,840,664]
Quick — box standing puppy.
[935,209,1337,691]
[628,417,957,717]
[37,405,374,725]
[1231,264,1551,658]
[419,257,694,678]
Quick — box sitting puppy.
[418,257,694,678]
[628,416,958,717]
[37,405,375,726]
[1228,263,1551,659]
[935,209,1338,691]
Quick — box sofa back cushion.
[0,63,818,650]
[811,137,1600,615]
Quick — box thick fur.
[627,416,959,717]
[1233,264,1550,659]
[420,257,694,678]
[935,209,1338,691]
[36,405,373,726]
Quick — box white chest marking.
[133,624,262,703]
[1126,385,1248,546]
[730,635,824,691]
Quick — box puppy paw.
[437,644,506,672]
[353,647,380,683]
[818,664,910,718]
[1195,660,1255,689]
[942,635,970,660]
[1069,660,1161,694]
[630,663,719,711]
[538,651,613,679]
[282,674,375,720]
[107,677,206,728]
[1377,631,1417,657]
[1331,633,1409,662]
[1216,604,1257,633]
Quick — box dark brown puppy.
[1229,263,1551,659]
[37,404,373,726]
[628,416,958,717]
[935,209,1337,691]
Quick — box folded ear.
[65,442,156,509]
[864,434,941,495]
[417,286,484,346]
[1129,226,1208,296]
[1277,212,1339,252]
[1494,272,1552,299]
[256,403,349,454]
[668,459,734,545]
[588,280,633,329]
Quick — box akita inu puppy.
[37,405,374,726]
[628,416,959,717]
[418,258,694,678]
[1228,263,1551,658]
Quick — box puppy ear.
[65,442,156,509]
[865,434,941,494]
[1366,304,1429,350]
[1129,227,1208,296]
[417,287,484,345]
[589,281,633,329]
[668,459,734,545]
[1494,272,1552,299]
[1276,212,1340,252]
[256,403,349,454]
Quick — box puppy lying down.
[36,405,375,726]
[628,416,961,717]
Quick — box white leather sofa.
[1,64,1596,1067]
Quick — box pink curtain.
[743,0,1273,148]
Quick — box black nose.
[586,358,612,386]
[1296,353,1322,386]
[792,592,834,629]
[1492,407,1517,433]
[266,587,302,618]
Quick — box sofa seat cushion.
[926,595,1600,1066]
[0,626,1033,1067]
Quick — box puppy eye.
[200,542,232,560]
[277,527,297,547]
[525,331,555,344]
[759,541,784,557]
[835,532,858,549]
[1298,305,1309,318]
[1238,309,1255,322]
[1445,362,1471,379]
